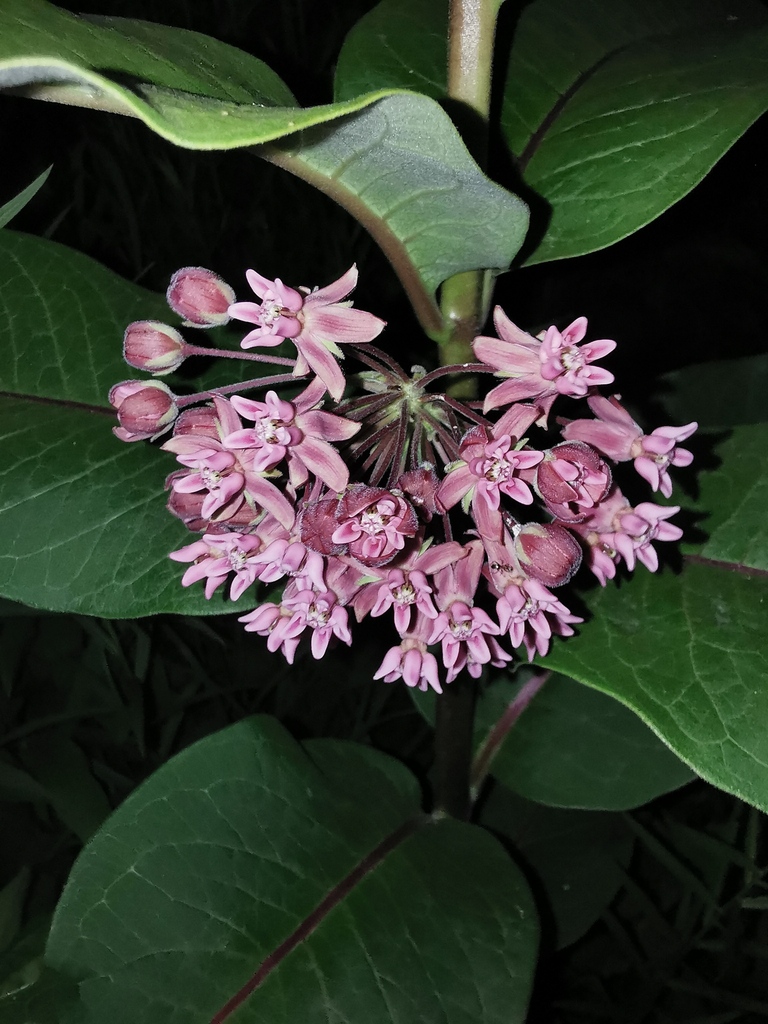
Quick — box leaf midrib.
[209,814,426,1022]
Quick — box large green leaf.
[335,0,768,264]
[474,673,694,810]
[0,0,529,337]
[479,783,634,949]
[0,230,256,617]
[541,563,768,812]
[29,717,537,1023]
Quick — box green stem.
[439,0,502,366]
[432,0,502,817]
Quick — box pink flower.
[226,378,360,492]
[429,540,508,679]
[109,380,178,442]
[282,587,353,660]
[562,396,697,498]
[248,538,326,592]
[331,485,418,567]
[496,578,582,660]
[374,640,443,694]
[229,265,386,400]
[238,602,301,664]
[474,308,615,416]
[438,425,543,541]
[228,272,304,345]
[169,532,264,599]
[352,540,466,634]
[573,489,683,582]
[162,398,295,529]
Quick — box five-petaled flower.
[229,265,385,400]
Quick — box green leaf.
[479,783,634,948]
[660,354,768,429]
[682,424,768,573]
[335,0,447,104]
[0,0,529,336]
[39,717,538,1023]
[0,230,254,617]
[507,1,768,263]
[335,0,768,263]
[0,168,52,229]
[475,673,695,810]
[540,564,768,813]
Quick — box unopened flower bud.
[123,320,186,374]
[167,266,236,327]
[173,404,219,437]
[396,465,443,520]
[536,440,611,522]
[514,522,582,587]
[109,380,178,442]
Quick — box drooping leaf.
[335,0,768,263]
[0,0,530,336]
[479,782,634,948]
[507,1,768,263]
[0,168,52,229]
[0,230,258,617]
[37,717,538,1023]
[474,673,695,810]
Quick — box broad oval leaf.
[37,717,538,1024]
[0,0,529,337]
[0,230,255,617]
[474,673,695,810]
[335,0,768,264]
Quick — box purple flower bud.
[123,320,186,374]
[298,498,346,556]
[173,404,219,438]
[514,522,582,587]
[166,266,236,327]
[109,380,178,442]
[397,465,443,520]
[536,440,611,522]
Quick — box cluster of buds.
[110,264,696,693]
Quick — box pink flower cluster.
[110,265,696,693]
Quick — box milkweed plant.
[1,0,766,1021]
